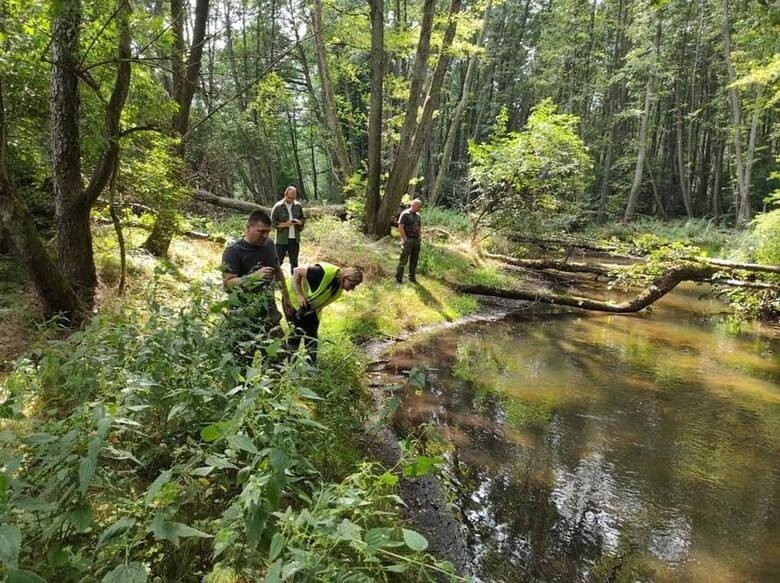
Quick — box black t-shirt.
[221,239,278,278]
[398,209,421,239]
[306,265,325,291]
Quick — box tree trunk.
[365,0,385,234]
[0,75,84,322]
[624,15,662,222]
[721,0,750,227]
[50,0,131,306]
[311,0,353,190]
[376,0,463,235]
[429,0,492,206]
[143,0,210,256]
[457,265,718,313]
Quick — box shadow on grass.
[412,280,453,322]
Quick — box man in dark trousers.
[287,263,363,364]
[396,198,422,283]
[221,210,293,362]
[271,185,306,274]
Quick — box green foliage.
[468,99,593,237]
[752,209,780,266]
[0,282,444,581]
[423,206,471,234]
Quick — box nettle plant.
[0,283,455,582]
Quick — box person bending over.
[287,263,363,364]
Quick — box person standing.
[396,198,422,283]
[221,210,293,361]
[287,263,363,364]
[271,185,305,274]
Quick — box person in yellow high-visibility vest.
[287,263,363,363]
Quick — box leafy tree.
[468,99,593,240]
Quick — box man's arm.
[223,272,241,291]
[292,266,310,309]
[223,267,275,291]
[276,266,294,316]
[398,221,407,243]
[272,203,295,228]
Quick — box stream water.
[381,285,780,582]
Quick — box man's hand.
[282,295,294,318]
[250,266,276,281]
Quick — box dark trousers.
[396,237,421,281]
[289,310,320,364]
[276,239,300,274]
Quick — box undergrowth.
[0,280,459,581]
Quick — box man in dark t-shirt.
[395,198,422,283]
[221,210,292,362]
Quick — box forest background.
[0,0,778,319]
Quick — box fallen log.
[695,257,780,275]
[455,265,719,313]
[486,252,614,276]
[193,190,345,218]
[94,217,227,243]
[709,278,780,291]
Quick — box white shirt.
[285,202,296,239]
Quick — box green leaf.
[191,466,215,477]
[101,561,148,583]
[204,455,238,469]
[402,528,428,551]
[263,560,282,583]
[201,422,231,442]
[364,527,393,553]
[281,561,301,579]
[336,519,361,542]
[65,502,94,533]
[230,434,258,454]
[144,470,172,506]
[150,513,180,545]
[6,569,47,583]
[174,523,213,539]
[296,387,322,400]
[167,403,188,421]
[402,455,442,478]
[150,514,212,545]
[0,524,21,567]
[203,565,239,583]
[97,517,135,549]
[78,454,97,495]
[268,532,285,561]
[377,472,399,487]
[385,564,409,573]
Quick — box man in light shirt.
[271,185,306,274]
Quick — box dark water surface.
[383,286,780,582]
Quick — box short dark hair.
[247,210,271,226]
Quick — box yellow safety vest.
[287,263,342,314]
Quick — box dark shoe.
[409,277,417,283]
[395,276,403,283]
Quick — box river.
[381,284,780,582]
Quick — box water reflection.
[384,289,780,582]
